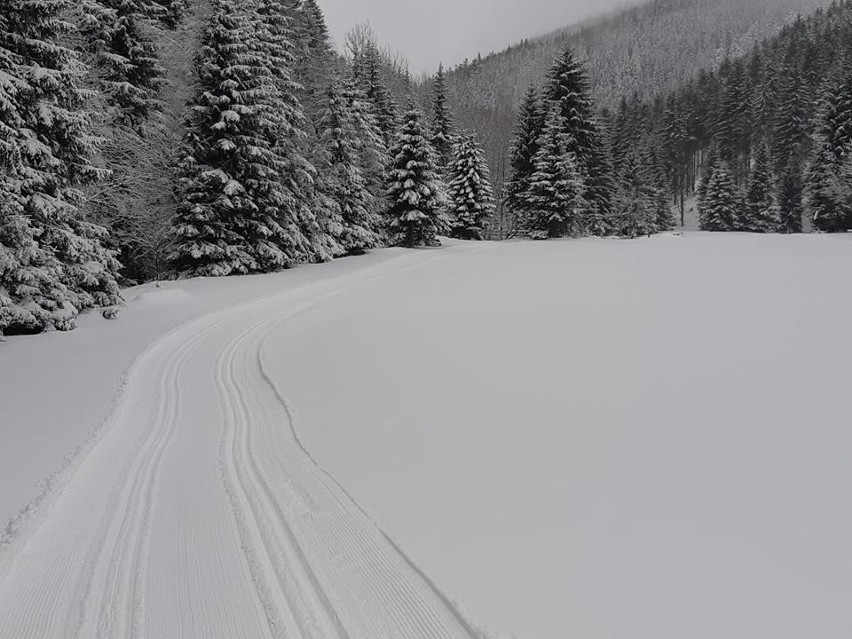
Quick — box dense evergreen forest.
[444,0,838,230]
[1,0,850,337]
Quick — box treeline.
[504,48,673,239]
[1,0,495,335]
[444,0,835,233]
[608,0,852,233]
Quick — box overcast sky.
[318,0,635,74]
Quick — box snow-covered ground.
[1,233,851,639]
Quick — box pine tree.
[258,0,338,263]
[430,64,455,172]
[506,85,544,232]
[542,45,612,231]
[152,0,186,28]
[354,42,399,149]
[808,77,852,232]
[807,138,851,232]
[79,0,167,127]
[525,107,589,238]
[1,0,120,333]
[742,142,780,232]
[613,150,663,237]
[447,134,495,240]
[385,107,448,247]
[317,82,381,254]
[340,76,389,215]
[699,163,742,231]
[777,161,804,234]
[172,0,311,276]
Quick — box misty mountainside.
[445,0,834,115]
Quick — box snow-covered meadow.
[265,234,852,639]
[1,233,851,638]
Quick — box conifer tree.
[354,43,399,149]
[807,139,851,232]
[778,161,804,234]
[613,150,664,237]
[431,64,455,172]
[506,85,544,232]
[526,107,589,238]
[447,134,495,240]
[340,76,389,209]
[385,107,448,247]
[317,82,382,254]
[172,0,311,276]
[699,163,741,231]
[80,0,167,127]
[542,45,612,230]
[0,0,120,333]
[742,142,779,232]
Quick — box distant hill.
[446,0,834,114]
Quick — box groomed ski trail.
[0,247,481,639]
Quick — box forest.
[2,0,851,336]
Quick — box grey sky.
[318,0,634,74]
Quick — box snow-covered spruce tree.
[78,0,167,128]
[172,0,311,276]
[777,161,804,234]
[317,82,382,254]
[542,44,612,232]
[506,85,544,233]
[525,107,590,238]
[807,77,852,232]
[385,107,448,248]
[353,41,399,149]
[430,64,455,172]
[340,76,390,219]
[699,163,742,232]
[153,0,186,29]
[613,150,660,238]
[807,139,851,232]
[447,134,495,240]
[257,0,338,263]
[0,0,120,333]
[742,142,779,232]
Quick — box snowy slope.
[1,234,851,639]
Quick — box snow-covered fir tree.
[79,0,167,128]
[807,77,852,232]
[0,0,121,334]
[506,85,544,233]
[777,161,804,234]
[447,134,495,240]
[430,64,455,172]
[699,163,741,231]
[613,150,662,237]
[525,107,590,238]
[385,107,448,247]
[742,142,779,232]
[340,76,389,220]
[352,41,399,149]
[172,0,313,276]
[317,82,382,254]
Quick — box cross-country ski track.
[0,247,480,639]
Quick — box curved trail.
[0,248,480,639]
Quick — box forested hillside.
[1,0,446,335]
[443,0,837,230]
[446,0,833,113]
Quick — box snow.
[262,233,852,639]
[1,233,851,638]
